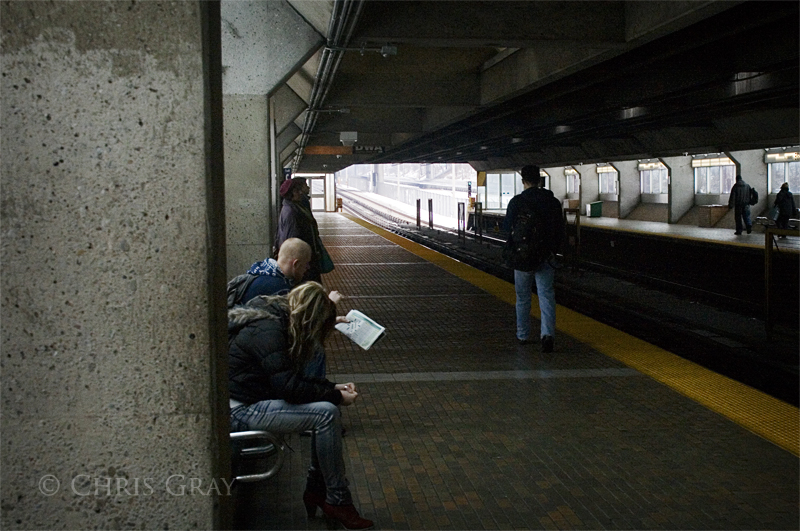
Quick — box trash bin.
[587,201,602,218]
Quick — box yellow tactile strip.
[341,212,800,456]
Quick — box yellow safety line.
[340,212,800,456]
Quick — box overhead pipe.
[293,0,365,172]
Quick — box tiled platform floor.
[233,213,798,531]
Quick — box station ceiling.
[278,0,799,174]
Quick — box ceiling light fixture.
[339,131,358,146]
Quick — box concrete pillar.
[221,0,323,277]
[1,2,229,529]
[729,149,768,216]
[616,160,641,219]
[578,164,599,204]
[577,164,597,214]
[663,155,693,223]
[224,95,271,276]
[543,166,567,204]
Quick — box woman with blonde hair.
[228,282,372,529]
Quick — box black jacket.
[775,189,796,217]
[227,298,341,406]
[504,187,565,256]
[276,199,322,280]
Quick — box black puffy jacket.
[227,298,341,406]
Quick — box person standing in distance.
[503,165,565,352]
[728,174,753,235]
[773,182,796,236]
[277,177,324,283]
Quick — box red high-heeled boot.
[321,502,374,530]
[302,490,326,518]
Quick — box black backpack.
[503,198,548,272]
[226,273,257,309]
[749,187,759,206]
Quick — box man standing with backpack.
[503,165,565,352]
[728,174,755,235]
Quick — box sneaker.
[541,335,554,353]
[734,231,742,235]
[517,337,532,345]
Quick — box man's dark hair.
[520,165,541,185]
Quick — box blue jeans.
[734,204,752,233]
[230,400,351,505]
[514,262,556,341]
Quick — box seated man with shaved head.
[232,238,343,381]
[240,238,312,304]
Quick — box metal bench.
[230,431,285,483]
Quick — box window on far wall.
[639,162,668,194]
[565,169,580,194]
[597,165,618,195]
[768,161,800,193]
[692,156,735,194]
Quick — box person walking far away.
[228,282,374,530]
[728,174,755,235]
[774,182,796,237]
[503,165,565,352]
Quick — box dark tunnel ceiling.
[295,1,799,173]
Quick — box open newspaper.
[335,310,385,350]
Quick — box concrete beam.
[351,1,626,46]
[221,0,323,95]
[624,1,743,43]
[286,48,322,103]
[277,122,302,155]
[287,0,333,39]
[326,72,479,107]
[272,84,308,135]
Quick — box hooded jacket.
[227,297,341,406]
[239,258,294,305]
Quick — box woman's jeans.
[230,400,351,505]
[514,262,556,341]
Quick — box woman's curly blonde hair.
[286,281,337,368]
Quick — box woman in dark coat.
[228,282,372,529]
[276,178,323,283]
[774,182,796,233]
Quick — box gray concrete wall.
[220,0,324,273]
[224,95,271,278]
[663,155,694,223]
[543,167,567,203]
[729,149,768,217]
[616,160,641,219]
[1,2,227,529]
[576,164,597,214]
